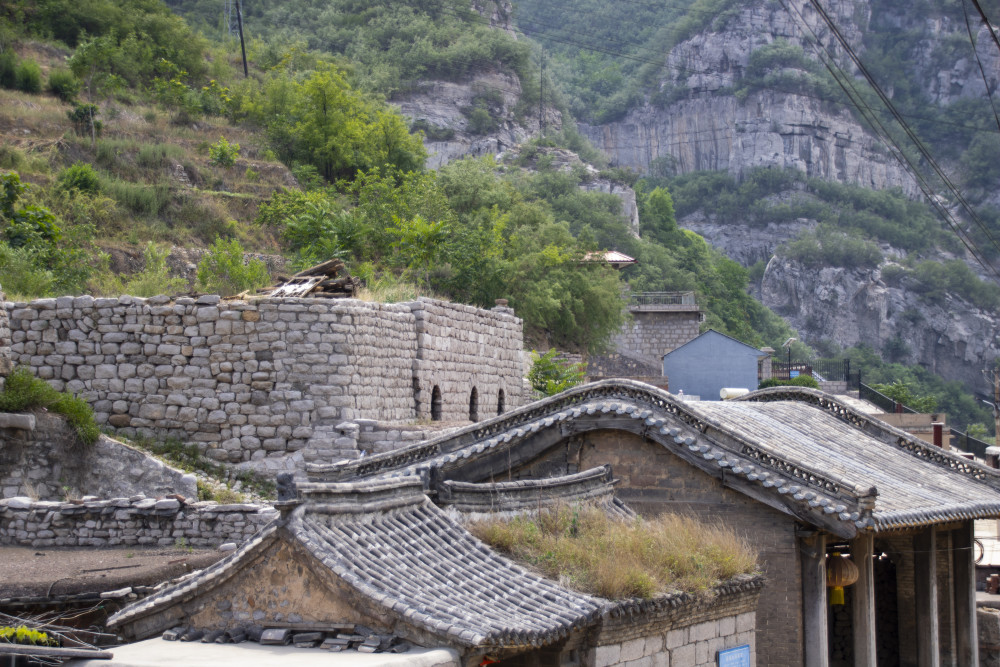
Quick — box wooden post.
[801,532,829,667]
[953,522,978,667]
[914,527,940,667]
[851,532,876,667]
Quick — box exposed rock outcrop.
[577,0,926,194]
[759,255,1000,394]
[396,69,559,169]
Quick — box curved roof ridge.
[437,465,625,516]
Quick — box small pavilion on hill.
[313,380,1000,667]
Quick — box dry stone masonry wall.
[0,496,276,548]
[1,413,196,500]
[5,295,523,471]
[0,283,10,381]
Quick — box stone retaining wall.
[4,295,522,470]
[0,284,10,381]
[612,310,700,367]
[1,412,197,501]
[0,496,277,548]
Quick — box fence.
[858,383,916,414]
[763,359,856,385]
[949,429,994,459]
[628,292,696,307]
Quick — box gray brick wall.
[515,428,803,666]
[612,311,700,367]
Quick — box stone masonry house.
[107,470,762,667]
[310,379,1000,666]
[3,295,523,472]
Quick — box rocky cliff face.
[759,255,1000,394]
[576,0,996,194]
[394,0,560,169]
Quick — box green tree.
[528,348,586,396]
[195,237,270,296]
[389,214,448,291]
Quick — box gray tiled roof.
[287,477,603,647]
[108,477,604,649]
[436,465,634,519]
[307,380,1000,536]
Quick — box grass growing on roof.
[0,367,99,445]
[469,504,758,600]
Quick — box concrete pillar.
[851,532,876,667]
[953,522,979,667]
[915,527,940,667]
[800,532,829,667]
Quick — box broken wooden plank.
[0,644,113,660]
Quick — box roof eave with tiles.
[306,380,1000,537]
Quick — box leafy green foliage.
[515,0,738,122]
[58,162,101,194]
[14,58,41,93]
[907,260,1000,310]
[46,67,80,101]
[207,136,240,168]
[782,226,882,270]
[0,625,58,647]
[758,375,821,390]
[830,344,992,432]
[0,367,99,445]
[871,380,938,413]
[0,171,91,295]
[240,66,426,182]
[118,243,188,297]
[0,50,16,89]
[735,39,841,102]
[195,237,270,296]
[528,349,586,396]
[173,0,533,98]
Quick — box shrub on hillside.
[528,349,586,396]
[208,136,239,168]
[195,237,270,296]
[57,162,101,194]
[14,59,41,93]
[47,68,80,101]
[0,51,16,89]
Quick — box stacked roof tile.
[307,379,1000,537]
[108,477,604,649]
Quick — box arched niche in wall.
[469,387,479,422]
[431,385,442,422]
[497,388,505,416]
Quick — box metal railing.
[628,291,696,307]
[858,383,916,414]
[949,429,994,459]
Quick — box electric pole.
[538,51,544,136]
[983,365,1000,444]
[236,0,249,78]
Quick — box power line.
[775,0,1000,279]
[962,0,1000,136]
[969,0,1000,58]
